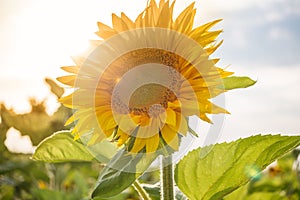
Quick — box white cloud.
[269,27,293,40]
[265,12,285,22]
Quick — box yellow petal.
[159,0,165,9]
[65,115,75,126]
[144,6,155,27]
[190,19,222,37]
[157,1,171,28]
[61,66,80,74]
[149,0,159,21]
[98,111,117,131]
[174,2,195,33]
[117,114,139,133]
[96,22,117,39]
[103,126,115,137]
[145,134,159,153]
[168,100,181,109]
[139,118,159,138]
[179,98,200,116]
[194,30,223,47]
[176,113,188,135]
[161,125,179,150]
[135,12,144,28]
[117,129,130,146]
[59,89,94,108]
[131,137,146,153]
[205,40,223,55]
[200,101,229,114]
[165,108,176,127]
[121,12,135,29]
[112,13,129,32]
[169,1,175,23]
[211,58,220,64]
[219,68,234,78]
[57,75,76,86]
[199,113,212,124]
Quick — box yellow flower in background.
[58,0,233,154]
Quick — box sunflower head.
[58,0,233,155]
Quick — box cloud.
[269,27,293,40]
[210,0,300,67]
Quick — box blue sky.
[0,0,299,151]
[218,0,300,66]
[207,0,300,143]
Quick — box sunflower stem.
[133,180,151,200]
[161,155,175,200]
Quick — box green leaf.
[222,76,256,90]
[175,134,300,200]
[33,131,116,163]
[92,150,157,198]
[80,133,118,163]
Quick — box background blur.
[0,0,299,153]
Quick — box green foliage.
[92,150,157,198]
[225,150,300,200]
[0,79,72,145]
[0,79,140,200]
[175,135,300,200]
[222,76,256,90]
[33,130,119,163]
[1,78,300,200]
[0,122,9,153]
[0,79,103,200]
[33,131,95,162]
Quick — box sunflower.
[58,0,233,154]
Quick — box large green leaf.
[33,131,94,162]
[33,131,116,163]
[92,150,157,198]
[175,134,300,200]
[222,76,256,90]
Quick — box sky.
[0,0,299,152]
